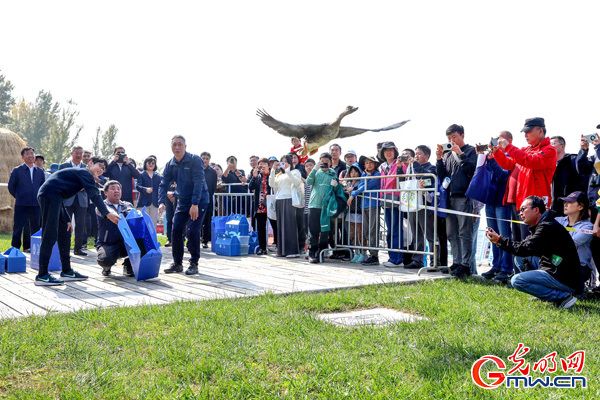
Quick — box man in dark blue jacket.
[8,146,46,252]
[200,152,217,248]
[104,146,140,204]
[59,145,89,256]
[36,157,119,286]
[96,180,135,277]
[159,135,209,275]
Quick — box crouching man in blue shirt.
[159,135,209,275]
[96,180,135,277]
[36,157,120,286]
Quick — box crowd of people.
[7,119,600,309]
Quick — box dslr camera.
[490,138,499,147]
[117,152,127,163]
[398,155,409,162]
[584,133,598,143]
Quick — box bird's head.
[345,106,358,115]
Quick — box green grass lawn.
[0,278,598,399]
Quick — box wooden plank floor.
[0,247,450,320]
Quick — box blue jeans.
[511,270,574,302]
[515,256,540,273]
[486,204,513,274]
[385,207,404,264]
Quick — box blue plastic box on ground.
[118,207,162,281]
[0,255,5,274]
[30,229,62,271]
[3,247,26,273]
[226,214,249,236]
[215,233,241,256]
[248,231,260,254]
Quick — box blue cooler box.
[118,207,162,281]
[211,216,229,252]
[226,214,249,236]
[248,231,260,254]
[3,247,26,273]
[30,229,62,271]
[215,233,241,256]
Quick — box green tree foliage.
[101,124,118,158]
[91,124,118,158]
[0,69,16,126]
[8,90,60,151]
[39,99,82,164]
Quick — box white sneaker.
[286,254,299,258]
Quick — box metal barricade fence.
[213,183,255,219]
[334,173,447,274]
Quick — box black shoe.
[60,269,88,281]
[403,261,424,269]
[35,273,64,286]
[123,265,135,277]
[164,241,172,248]
[101,266,112,277]
[74,249,88,256]
[452,265,472,278]
[202,243,209,249]
[449,263,460,273]
[481,269,497,279]
[164,262,183,274]
[361,256,380,266]
[256,249,267,255]
[309,256,319,264]
[185,262,199,275]
[23,248,30,254]
[493,272,510,282]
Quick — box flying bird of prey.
[256,106,410,156]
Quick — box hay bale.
[0,128,27,233]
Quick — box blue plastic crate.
[0,255,5,274]
[226,214,249,236]
[248,231,260,254]
[3,247,26,273]
[214,233,241,256]
[30,229,62,271]
[117,207,162,281]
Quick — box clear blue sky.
[3,0,600,171]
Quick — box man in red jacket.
[493,117,557,238]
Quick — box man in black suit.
[59,145,90,256]
[200,152,218,248]
[8,146,46,252]
[104,146,140,204]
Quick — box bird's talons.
[309,149,319,156]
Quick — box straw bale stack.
[0,128,27,233]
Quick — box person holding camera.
[436,124,477,277]
[306,153,340,263]
[269,155,303,257]
[249,158,272,255]
[222,155,249,215]
[550,136,589,216]
[105,146,140,204]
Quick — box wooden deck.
[0,248,450,320]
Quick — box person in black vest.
[8,146,46,252]
[104,146,140,204]
[36,157,119,286]
[59,146,90,256]
[159,135,209,275]
[200,152,217,248]
[96,180,135,277]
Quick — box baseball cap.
[268,156,278,161]
[521,117,545,132]
[559,191,589,207]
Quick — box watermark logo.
[471,343,586,389]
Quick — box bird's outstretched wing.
[337,120,410,139]
[256,109,312,138]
